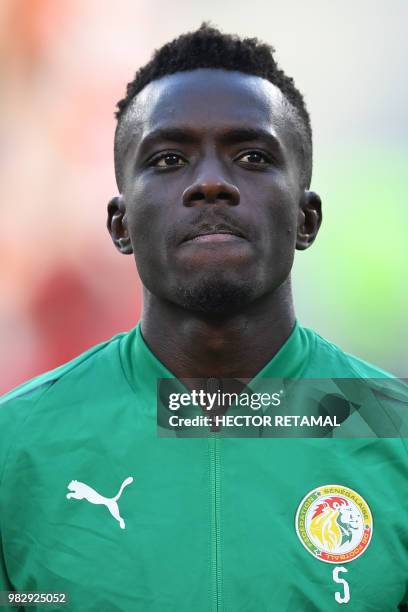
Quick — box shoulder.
[301,326,408,446]
[1,329,129,406]
[301,326,395,379]
[0,329,132,469]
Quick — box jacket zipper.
[210,433,221,612]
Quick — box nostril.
[190,191,206,202]
[191,190,231,202]
[182,182,240,206]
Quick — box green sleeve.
[0,383,51,611]
[0,532,12,588]
[0,532,20,611]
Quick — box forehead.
[121,69,296,147]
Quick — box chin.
[173,275,260,316]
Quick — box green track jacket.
[0,322,407,611]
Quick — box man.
[1,24,407,611]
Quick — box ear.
[106,196,133,255]
[296,190,322,251]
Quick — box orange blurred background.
[1,0,407,393]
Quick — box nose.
[182,165,240,207]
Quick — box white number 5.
[333,566,350,604]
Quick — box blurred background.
[1,0,407,393]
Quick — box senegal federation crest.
[295,484,373,564]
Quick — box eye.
[236,150,272,166]
[149,152,187,168]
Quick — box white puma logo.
[66,476,133,529]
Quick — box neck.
[140,278,296,379]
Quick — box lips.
[181,223,247,245]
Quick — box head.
[107,24,322,316]
[67,480,78,491]
[310,497,360,551]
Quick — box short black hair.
[114,23,312,189]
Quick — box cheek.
[125,180,156,227]
[124,183,165,253]
[256,188,299,254]
[248,189,299,288]
[123,188,159,272]
[240,168,299,224]
[125,174,183,233]
[123,179,179,286]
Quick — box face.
[108,69,321,314]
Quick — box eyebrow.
[217,128,281,150]
[137,126,283,154]
[138,128,200,154]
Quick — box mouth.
[180,224,247,245]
